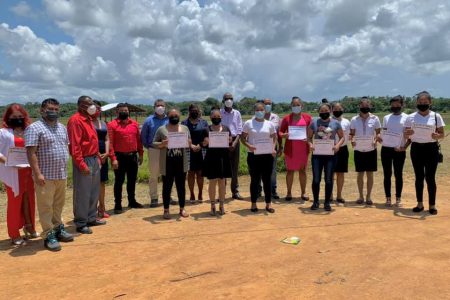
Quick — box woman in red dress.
[0,103,37,245]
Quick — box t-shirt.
[242,119,275,152]
[350,114,381,137]
[333,117,351,145]
[309,118,342,142]
[404,111,445,143]
[382,113,408,147]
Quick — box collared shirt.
[350,113,381,137]
[108,118,143,161]
[220,108,243,137]
[382,113,408,147]
[67,112,99,171]
[24,119,69,180]
[265,112,280,131]
[404,111,445,143]
[141,114,168,148]
[333,117,351,145]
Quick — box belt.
[115,151,138,156]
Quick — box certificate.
[313,140,334,155]
[354,136,374,152]
[381,130,402,148]
[167,132,189,149]
[412,124,434,142]
[209,131,229,148]
[288,126,307,140]
[254,138,274,155]
[6,147,30,167]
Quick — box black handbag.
[435,113,443,163]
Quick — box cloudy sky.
[0,0,449,105]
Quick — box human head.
[2,103,31,129]
[188,103,201,119]
[77,95,95,116]
[210,106,222,125]
[154,99,166,115]
[318,103,331,120]
[291,96,303,114]
[263,98,272,113]
[40,98,60,122]
[332,102,344,118]
[254,101,265,120]
[222,93,234,108]
[167,108,181,125]
[389,95,404,114]
[416,91,432,112]
[116,103,129,120]
[359,97,371,115]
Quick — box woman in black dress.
[202,108,232,215]
[182,104,209,203]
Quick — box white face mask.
[87,105,97,116]
[292,106,302,114]
[155,106,165,115]
[224,100,233,108]
[265,104,272,113]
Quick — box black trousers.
[381,146,406,198]
[162,173,186,209]
[247,153,273,203]
[229,138,240,195]
[114,152,138,206]
[410,142,439,205]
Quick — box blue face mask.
[264,104,272,113]
[255,111,265,119]
[292,106,302,114]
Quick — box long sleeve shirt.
[108,118,143,161]
[220,108,243,137]
[140,114,168,148]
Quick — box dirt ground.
[0,167,449,299]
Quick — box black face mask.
[333,111,343,118]
[118,112,129,120]
[190,112,199,119]
[7,118,25,128]
[319,112,330,120]
[417,104,430,112]
[169,116,179,125]
[390,107,402,114]
[360,107,370,114]
[211,118,221,125]
[45,111,59,121]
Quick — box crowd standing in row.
[0,91,445,250]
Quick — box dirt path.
[0,171,449,299]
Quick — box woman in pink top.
[278,97,312,201]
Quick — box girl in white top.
[404,91,445,215]
[241,102,277,213]
[349,97,381,205]
[380,96,410,207]
[332,102,351,203]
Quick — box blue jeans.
[311,155,335,203]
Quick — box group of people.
[0,91,445,252]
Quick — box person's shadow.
[0,238,47,257]
[190,211,223,221]
[143,214,184,224]
[373,203,430,220]
[298,206,332,215]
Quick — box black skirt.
[202,148,232,179]
[354,149,378,172]
[334,145,349,173]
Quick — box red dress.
[5,136,36,239]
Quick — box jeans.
[311,155,335,203]
[381,146,406,198]
[114,153,138,206]
[162,173,186,209]
[247,153,273,203]
[410,142,439,205]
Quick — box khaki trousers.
[34,179,66,237]
[147,147,161,200]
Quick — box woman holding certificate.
[349,98,381,205]
[201,108,232,215]
[241,102,277,213]
[380,96,410,207]
[0,103,38,245]
[308,103,344,211]
[153,109,191,219]
[404,91,445,215]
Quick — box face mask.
[255,111,265,119]
[292,106,302,114]
[45,111,59,121]
[224,99,233,108]
[211,117,221,125]
[87,105,97,116]
[360,107,370,114]
[417,104,430,112]
[190,112,199,119]
[390,107,402,114]
[155,106,165,115]
[118,112,129,120]
[7,118,24,128]
[264,104,272,113]
[319,112,330,120]
[169,116,179,125]
[333,111,343,118]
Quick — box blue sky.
[0,0,450,105]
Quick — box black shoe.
[87,219,106,226]
[233,193,244,200]
[128,202,144,209]
[429,208,438,215]
[150,199,158,208]
[250,207,258,213]
[310,202,320,210]
[412,206,424,213]
[336,198,346,204]
[76,226,93,234]
[55,224,74,242]
[285,196,292,201]
[324,202,332,211]
[272,193,280,200]
[114,204,123,214]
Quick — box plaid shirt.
[24,119,69,180]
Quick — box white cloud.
[10,1,33,18]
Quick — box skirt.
[354,149,377,172]
[334,145,349,173]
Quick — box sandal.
[219,202,225,215]
[210,202,216,216]
[23,224,39,239]
[179,209,189,218]
[285,195,293,201]
[250,205,258,213]
[301,195,309,201]
[356,198,364,205]
[198,194,203,203]
[385,197,392,207]
[395,197,402,207]
[163,209,171,220]
[366,198,373,205]
[336,198,346,204]
[265,206,275,213]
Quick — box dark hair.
[359,97,371,105]
[210,106,221,116]
[77,95,92,105]
[154,99,165,107]
[291,96,301,104]
[93,100,102,106]
[116,103,128,109]
[332,102,343,110]
[416,91,431,101]
[389,95,404,105]
[41,98,60,108]
[321,98,328,103]
[188,103,201,111]
[254,102,265,110]
[318,103,331,111]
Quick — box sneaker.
[44,230,61,251]
[150,199,158,208]
[87,219,106,226]
[232,193,244,200]
[324,202,332,211]
[55,224,74,242]
[76,226,93,234]
[310,201,320,210]
[394,198,402,207]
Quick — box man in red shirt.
[108,103,144,214]
[67,96,106,234]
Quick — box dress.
[94,120,109,182]
[182,118,209,171]
[280,113,311,171]
[202,125,232,179]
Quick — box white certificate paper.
[354,136,374,152]
[254,138,274,155]
[6,147,30,167]
[412,124,434,142]
[288,126,307,140]
[313,140,334,155]
[209,131,229,148]
[167,132,189,149]
[381,130,402,148]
